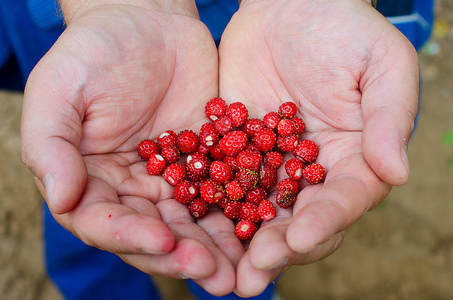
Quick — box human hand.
[21,1,242,295]
[219,0,419,296]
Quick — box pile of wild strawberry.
[137,98,324,241]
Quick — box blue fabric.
[188,279,276,300]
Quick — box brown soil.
[1,1,453,299]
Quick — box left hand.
[218,0,419,296]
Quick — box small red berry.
[216,197,230,209]
[186,152,209,182]
[285,158,305,180]
[160,146,180,163]
[174,180,198,205]
[225,180,245,201]
[276,188,296,208]
[214,115,233,136]
[243,118,265,139]
[258,165,278,189]
[240,202,261,223]
[205,97,227,122]
[278,101,298,119]
[302,163,325,185]
[294,139,318,163]
[219,130,248,156]
[146,153,166,175]
[209,160,234,185]
[224,201,241,219]
[163,163,186,186]
[236,150,263,172]
[157,130,177,148]
[176,130,200,154]
[245,187,267,206]
[277,178,299,195]
[235,169,259,192]
[252,128,277,153]
[277,119,295,137]
[210,143,226,161]
[223,156,240,173]
[263,151,283,169]
[199,122,219,147]
[263,112,281,130]
[138,139,160,160]
[276,135,298,152]
[292,116,305,136]
[258,199,276,221]
[226,102,248,127]
[235,220,257,241]
[189,198,209,219]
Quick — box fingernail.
[43,173,55,206]
[178,273,191,280]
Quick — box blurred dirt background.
[1,1,453,299]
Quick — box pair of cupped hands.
[20,0,419,297]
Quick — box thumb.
[361,33,419,186]
[21,58,87,214]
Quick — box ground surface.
[1,1,453,299]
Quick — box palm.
[219,0,418,296]
[22,6,241,295]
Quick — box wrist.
[59,0,198,24]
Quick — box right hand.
[21,1,242,295]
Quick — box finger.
[287,153,390,253]
[157,201,237,296]
[361,32,419,186]
[55,177,175,255]
[235,231,344,297]
[21,58,87,214]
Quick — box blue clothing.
[0,0,434,299]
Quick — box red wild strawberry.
[235,169,259,192]
[209,160,233,185]
[199,122,219,147]
[186,152,209,182]
[235,220,257,241]
[263,151,283,169]
[291,116,305,136]
[302,163,325,185]
[244,141,261,153]
[252,128,277,153]
[245,187,267,206]
[224,201,241,219]
[210,143,226,161]
[160,146,180,164]
[200,180,225,204]
[176,130,200,154]
[278,101,298,119]
[163,163,186,186]
[277,178,299,195]
[219,130,248,156]
[225,180,245,201]
[189,198,209,219]
[137,139,160,160]
[276,188,296,208]
[226,102,248,127]
[157,130,177,148]
[277,119,295,137]
[174,180,198,205]
[263,112,281,130]
[216,197,230,209]
[146,153,166,175]
[198,144,210,155]
[223,156,240,173]
[243,118,265,139]
[240,202,261,223]
[214,115,233,136]
[205,97,227,122]
[258,199,276,221]
[258,165,278,189]
[294,139,318,163]
[285,158,304,180]
[236,150,263,171]
[276,135,298,152]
